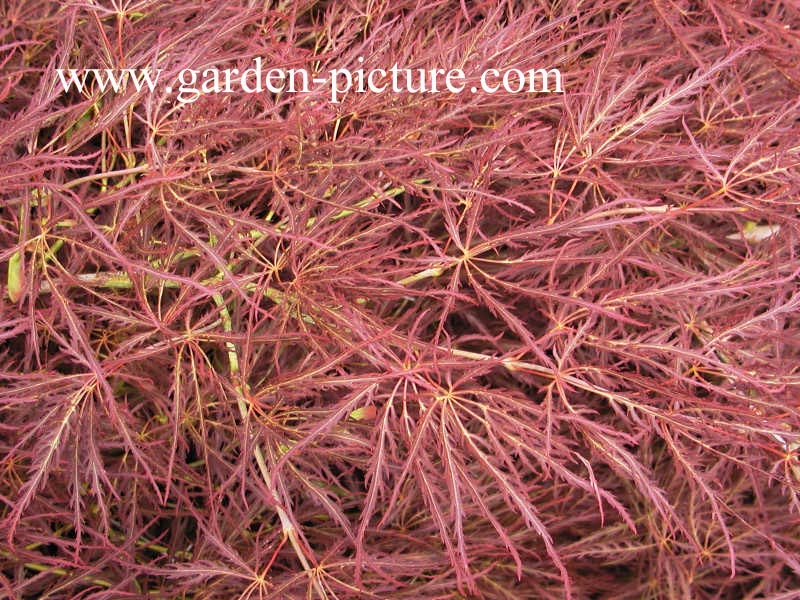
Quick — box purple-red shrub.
[1,1,799,598]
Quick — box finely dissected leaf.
[5,383,88,542]
[1,1,799,599]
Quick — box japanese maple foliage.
[2,1,800,599]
